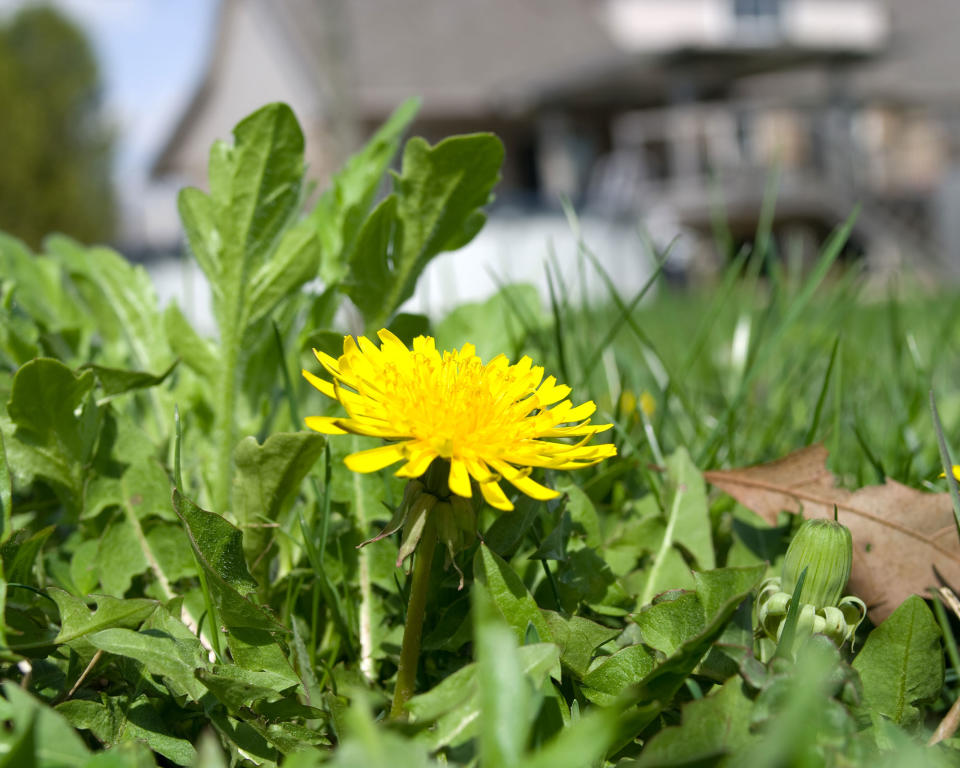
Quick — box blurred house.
[141,0,960,288]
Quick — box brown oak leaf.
[704,444,960,622]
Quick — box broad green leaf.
[7,357,97,467]
[57,696,196,766]
[231,431,325,560]
[632,676,757,766]
[639,448,713,606]
[179,102,307,332]
[224,626,300,687]
[86,627,209,702]
[195,665,298,712]
[246,216,320,326]
[0,303,40,367]
[634,566,765,704]
[555,479,601,548]
[540,610,618,678]
[853,594,943,729]
[435,283,545,364]
[482,495,542,558]
[663,448,714,569]
[0,234,87,334]
[96,516,149,597]
[555,547,633,616]
[0,683,90,767]
[81,360,178,398]
[1,526,53,585]
[162,303,218,379]
[312,97,419,284]
[609,564,766,744]
[49,588,158,645]
[582,646,655,706]
[473,544,554,646]
[47,237,172,375]
[344,132,504,330]
[632,591,705,658]
[172,490,284,632]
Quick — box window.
[734,0,782,19]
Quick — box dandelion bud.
[781,519,853,609]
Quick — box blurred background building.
[4,0,960,317]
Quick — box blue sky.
[2,0,220,180]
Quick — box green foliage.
[0,6,115,248]
[853,595,944,729]
[0,98,958,767]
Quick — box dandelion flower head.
[303,329,616,510]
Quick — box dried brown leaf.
[704,444,960,622]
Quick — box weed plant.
[0,101,957,767]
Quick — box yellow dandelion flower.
[640,391,656,417]
[302,329,616,511]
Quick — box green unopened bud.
[782,519,852,609]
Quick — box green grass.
[2,101,960,767]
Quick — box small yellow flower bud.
[781,519,853,609]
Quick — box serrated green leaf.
[81,360,178,398]
[96,516,149,597]
[49,588,158,646]
[246,218,320,326]
[162,303,218,379]
[312,98,419,285]
[171,490,284,632]
[57,695,196,766]
[632,591,705,658]
[1,526,53,585]
[473,544,554,646]
[47,237,172,376]
[617,565,765,738]
[7,358,97,467]
[180,102,305,332]
[195,665,296,712]
[231,431,324,562]
[582,645,656,706]
[0,233,87,334]
[86,627,209,702]
[540,610,618,678]
[344,133,503,330]
[853,594,943,729]
[225,626,300,686]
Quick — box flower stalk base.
[390,513,438,719]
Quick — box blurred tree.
[0,5,115,249]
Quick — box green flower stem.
[390,514,438,719]
[213,332,240,515]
